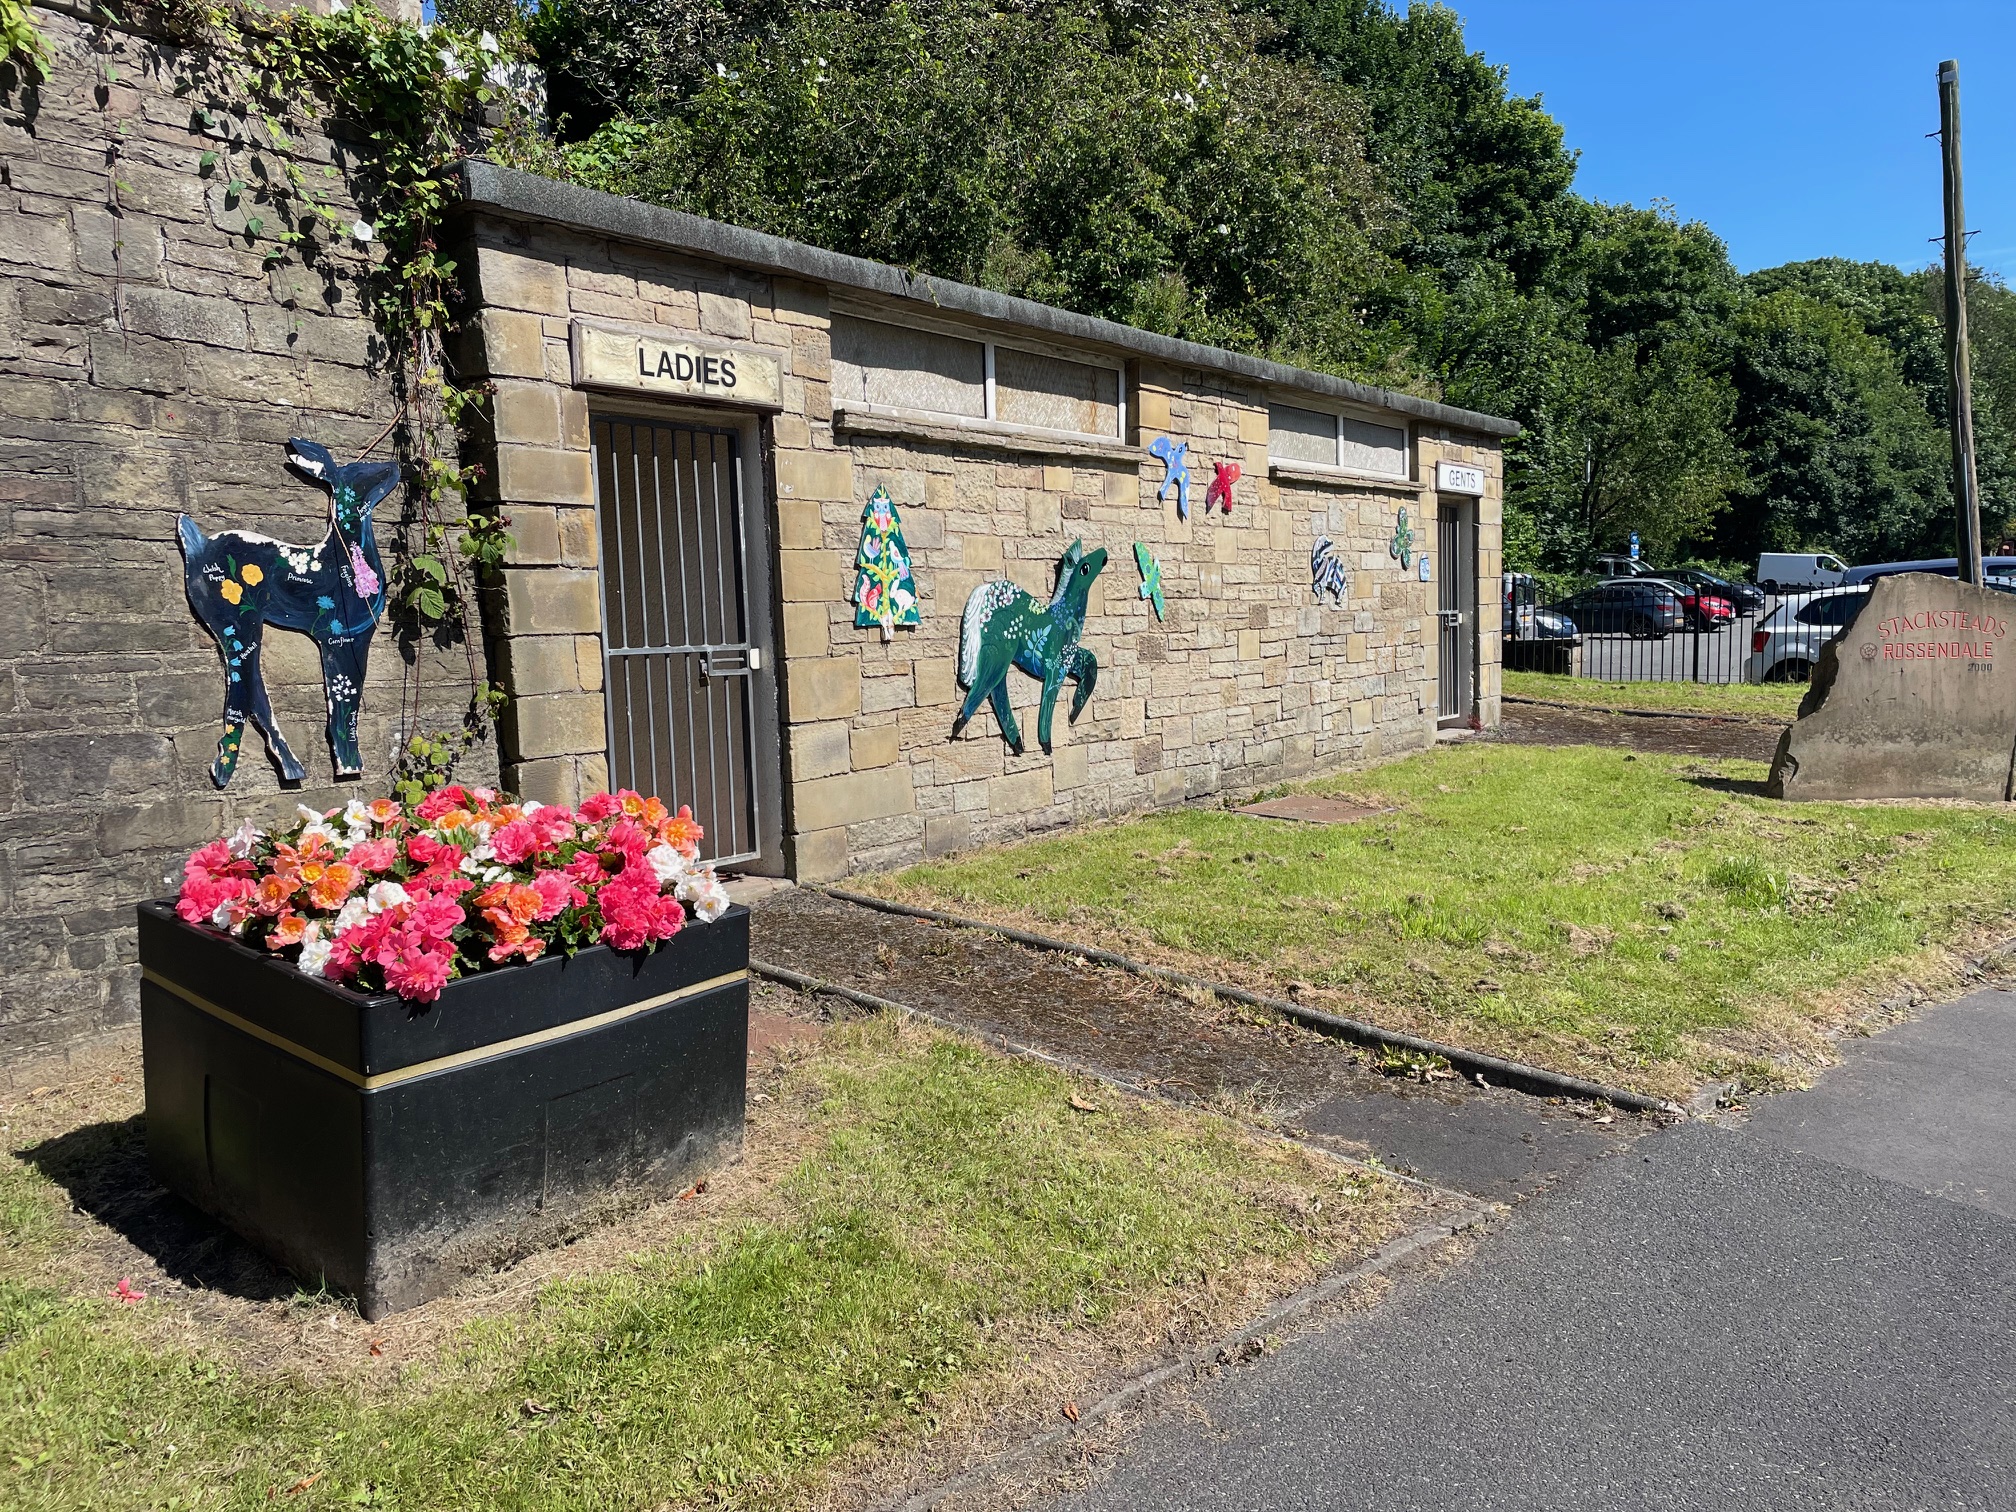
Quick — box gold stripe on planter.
[139,968,749,1090]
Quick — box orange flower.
[660,804,704,856]
[269,911,309,948]
[307,862,362,910]
[366,798,403,826]
[433,808,475,834]
[253,874,297,917]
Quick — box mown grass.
[868,743,2016,1096]
[1503,670,1804,720]
[0,1019,1399,1511]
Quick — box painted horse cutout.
[1311,536,1349,604]
[1149,436,1191,521]
[954,539,1108,755]
[177,438,399,788]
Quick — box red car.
[1654,580,1734,632]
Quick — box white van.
[1756,552,1850,593]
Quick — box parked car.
[1662,567,1766,616]
[1840,555,2016,587]
[1592,554,1657,579]
[1747,586,1871,682]
[1504,572,1581,642]
[1639,577,1736,632]
[1757,551,1851,593]
[1554,580,1687,639]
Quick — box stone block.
[1136,387,1171,434]
[2,211,74,272]
[507,506,563,565]
[782,601,829,657]
[493,382,563,447]
[776,449,854,502]
[575,635,605,693]
[125,285,247,349]
[989,766,1052,815]
[558,507,598,567]
[477,310,547,379]
[501,633,587,695]
[792,765,915,832]
[778,548,842,605]
[1105,469,1141,508]
[477,245,570,315]
[96,797,226,856]
[502,568,602,634]
[777,497,824,551]
[914,656,957,708]
[850,723,900,770]
[1042,466,1072,493]
[923,813,969,858]
[1053,744,1088,791]
[74,206,160,280]
[495,445,593,506]
[962,535,1003,571]
[1028,494,1061,534]
[773,414,811,451]
[504,690,608,760]
[1238,406,1268,444]
[505,757,579,808]
[88,331,184,395]
[790,720,852,782]
[787,654,860,721]
[1269,510,1293,552]
[698,290,753,339]
[792,825,849,882]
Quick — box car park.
[1747,586,1871,682]
[1554,580,1687,639]
[1504,572,1581,642]
[1840,555,2016,587]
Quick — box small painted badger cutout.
[954,539,1107,755]
[176,438,399,788]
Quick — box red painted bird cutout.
[1206,461,1240,514]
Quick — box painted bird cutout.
[1149,436,1191,520]
[1133,542,1166,621]
[1311,536,1349,605]
[177,438,399,788]
[1205,461,1240,514]
[954,540,1108,755]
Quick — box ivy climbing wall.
[0,10,494,1063]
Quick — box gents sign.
[1435,460,1486,496]
[1869,605,2008,663]
[571,321,784,408]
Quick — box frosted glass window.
[1341,415,1408,477]
[993,346,1121,437]
[1269,403,1338,466]
[831,315,985,418]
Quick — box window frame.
[1265,395,1414,482]
[829,304,1127,443]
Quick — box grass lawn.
[1,1012,1407,1512]
[1503,670,1805,721]
[866,744,2016,1098]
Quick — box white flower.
[210,898,236,929]
[226,819,263,859]
[365,881,410,914]
[351,220,374,243]
[479,29,499,52]
[647,843,690,890]
[440,47,468,80]
[333,897,369,935]
[459,853,484,875]
[298,933,333,979]
[343,799,373,833]
[483,865,508,883]
[691,877,730,924]
[522,800,543,817]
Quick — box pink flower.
[488,818,541,867]
[349,544,381,598]
[529,868,587,922]
[382,939,453,1002]
[598,873,684,952]
[347,837,399,873]
[577,792,620,822]
[111,1277,147,1305]
[409,894,465,940]
[415,786,470,824]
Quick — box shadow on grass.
[16,1116,301,1303]
[1677,773,1776,798]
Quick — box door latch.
[699,646,762,681]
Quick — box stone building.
[1,11,1512,1058]
[454,163,1514,884]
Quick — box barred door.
[591,416,777,868]
[1437,501,1477,725]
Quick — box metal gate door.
[1437,501,1477,725]
[592,416,775,868]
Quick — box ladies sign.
[571,320,784,408]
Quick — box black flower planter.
[136,901,749,1318]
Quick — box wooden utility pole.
[1939,58,1984,584]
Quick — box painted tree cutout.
[1133,542,1166,620]
[851,486,920,640]
[177,438,399,788]
[1205,460,1240,514]
[954,540,1108,755]
[1149,436,1191,520]
[1311,536,1349,604]
[1389,505,1415,570]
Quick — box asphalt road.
[1043,989,2016,1511]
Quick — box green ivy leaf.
[199,150,218,172]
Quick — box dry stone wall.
[2,13,493,1060]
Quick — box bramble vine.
[157,0,543,794]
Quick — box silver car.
[1747,587,1870,682]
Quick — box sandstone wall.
[1,13,494,1059]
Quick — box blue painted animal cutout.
[1311,536,1349,604]
[176,438,399,788]
[954,540,1108,755]
[1149,436,1191,520]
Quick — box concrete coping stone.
[1268,459,1429,494]
[453,160,1522,442]
[834,402,1143,464]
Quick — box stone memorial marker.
[1769,572,2016,801]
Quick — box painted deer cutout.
[176,438,399,788]
[954,539,1108,755]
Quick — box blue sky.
[1445,1,2016,279]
